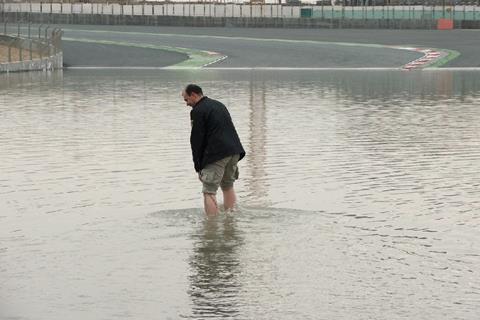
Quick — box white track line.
[64,66,480,71]
[65,66,403,70]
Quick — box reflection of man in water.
[182,84,245,215]
[188,216,243,318]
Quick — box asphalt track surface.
[58,25,479,68]
[63,41,188,68]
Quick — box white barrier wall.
[273,5,283,18]
[92,3,99,14]
[133,5,143,16]
[152,5,162,16]
[123,5,132,15]
[145,5,153,16]
[174,4,184,17]
[83,4,92,15]
[184,4,192,17]
[5,3,475,19]
[193,4,203,17]
[252,6,262,18]
[53,3,62,13]
[112,4,121,15]
[164,4,173,16]
[19,3,29,12]
[233,5,242,17]
[0,3,301,17]
[215,5,226,18]
[31,3,41,13]
[60,3,69,13]
[71,4,81,14]
[225,5,233,18]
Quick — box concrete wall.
[0,34,63,73]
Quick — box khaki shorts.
[199,154,240,194]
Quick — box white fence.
[1,2,301,18]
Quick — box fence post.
[52,30,56,55]
[19,41,22,61]
[29,39,32,60]
[38,24,43,38]
[8,40,12,62]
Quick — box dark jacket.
[190,96,245,172]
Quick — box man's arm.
[190,109,206,172]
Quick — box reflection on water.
[246,74,268,207]
[1,69,480,320]
[189,215,243,319]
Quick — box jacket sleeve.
[190,109,206,172]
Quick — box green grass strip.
[426,49,461,68]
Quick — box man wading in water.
[182,84,245,215]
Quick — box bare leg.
[203,193,219,215]
[222,186,237,211]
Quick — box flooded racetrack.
[1,69,480,319]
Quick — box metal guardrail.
[1,21,63,64]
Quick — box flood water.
[1,70,480,319]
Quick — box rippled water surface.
[1,70,480,319]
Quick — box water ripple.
[1,70,480,319]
